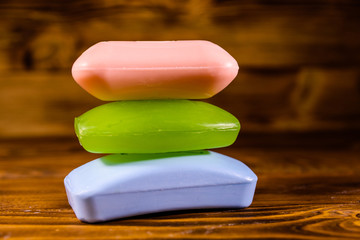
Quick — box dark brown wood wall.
[0,0,359,139]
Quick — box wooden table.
[1,138,360,239]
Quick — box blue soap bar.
[64,150,257,223]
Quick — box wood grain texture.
[0,0,359,138]
[1,0,360,70]
[1,139,360,239]
[1,70,359,138]
[1,2,359,238]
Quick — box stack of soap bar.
[65,40,257,223]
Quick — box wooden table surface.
[1,138,360,239]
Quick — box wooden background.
[0,0,359,142]
[1,1,360,239]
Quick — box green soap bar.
[75,100,240,153]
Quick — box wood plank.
[0,72,102,138]
[0,0,360,70]
[0,139,360,239]
[210,67,360,133]
[1,69,359,138]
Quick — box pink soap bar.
[72,41,239,100]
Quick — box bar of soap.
[72,40,239,101]
[64,150,257,223]
[75,100,240,153]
